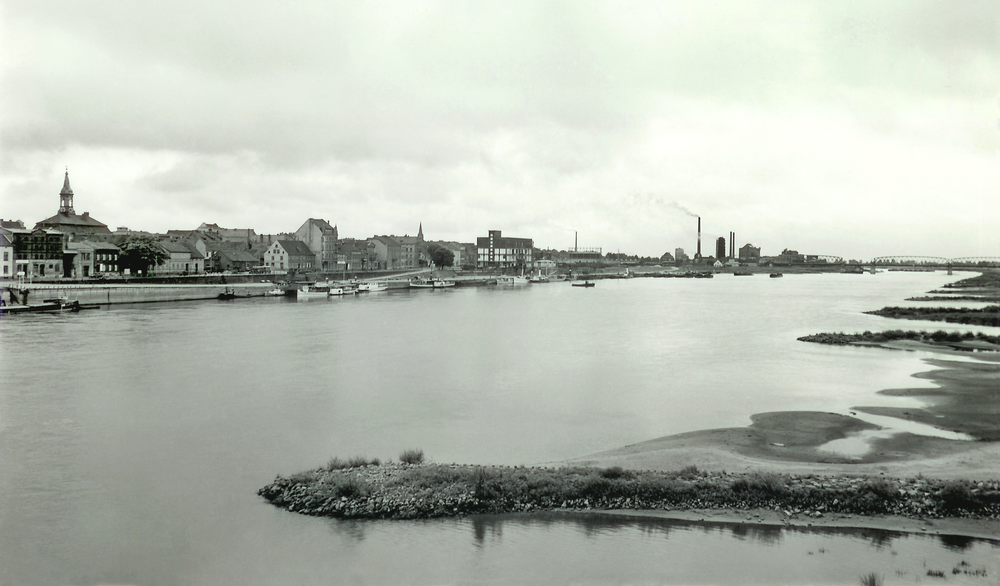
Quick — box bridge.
[871,256,999,267]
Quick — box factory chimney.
[574,231,578,252]
[696,217,701,258]
[730,232,735,258]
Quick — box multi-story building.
[477,230,533,269]
[674,248,689,263]
[263,240,315,272]
[67,240,120,278]
[295,218,338,270]
[0,231,14,278]
[367,236,402,270]
[336,238,377,271]
[392,224,425,269]
[739,243,761,264]
[6,227,67,278]
[195,223,259,244]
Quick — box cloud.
[1,1,997,259]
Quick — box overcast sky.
[2,1,997,259]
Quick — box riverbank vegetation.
[862,306,999,327]
[258,461,1000,521]
[797,330,1000,348]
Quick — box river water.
[0,271,996,585]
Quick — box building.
[294,218,338,270]
[777,249,805,265]
[34,171,112,241]
[367,236,402,270]
[263,240,315,272]
[67,240,119,278]
[6,227,67,278]
[210,248,261,273]
[674,248,689,263]
[477,230,533,269]
[739,243,761,264]
[336,238,377,271]
[195,223,259,244]
[0,231,14,278]
[715,237,726,261]
[393,224,425,269]
[156,241,204,274]
[659,251,675,263]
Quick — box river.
[0,271,996,585]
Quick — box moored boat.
[770,272,784,278]
[357,282,388,292]
[296,285,330,299]
[410,279,455,289]
[497,275,529,285]
[571,281,595,287]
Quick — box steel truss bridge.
[871,256,1000,266]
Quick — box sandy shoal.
[565,343,1000,539]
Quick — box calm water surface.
[1,272,996,585]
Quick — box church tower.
[417,222,424,243]
[59,170,75,214]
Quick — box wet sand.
[571,343,1000,538]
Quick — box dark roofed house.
[263,240,315,272]
[156,240,204,274]
[35,171,112,241]
[212,248,261,273]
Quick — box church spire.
[417,222,424,241]
[59,168,75,214]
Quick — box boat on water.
[497,275,529,285]
[0,297,83,315]
[296,285,330,299]
[357,282,388,292]
[571,281,595,288]
[733,271,753,276]
[769,272,784,278]
[217,287,251,300]
[328,285,358,296]
[410,279,455,289]
[264,288,287,296]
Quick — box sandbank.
[570,343,1000,538]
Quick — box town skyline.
[2,2,998,260]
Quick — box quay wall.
[7,283,275,305]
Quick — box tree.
[425,243,454,268]
[117,235,167,275]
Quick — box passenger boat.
[357,282,388,292]
[410,279,455,289]
[328,285,358,296]
[264,288,286,296]
[571,281,595,287]
[497,275,529,285]
[296,285,330,299]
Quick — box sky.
[1,0,998,260]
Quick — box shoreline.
[259,342,1000,538]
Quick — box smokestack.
[730,232,735,258]
[575,231,578,252]
[696,217,701,257]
